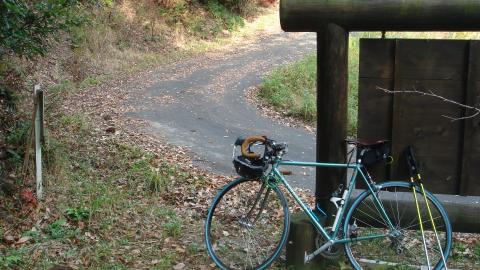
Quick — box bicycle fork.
[240,182,271,228]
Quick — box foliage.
[0,249,23,268]
[0,0,82,59]
[162,212,182,238]
[4,120,30,167]
[257,37,362,136]
[65,207,91,221]
[206,0,245,32]
[0,83,16,111]
[217,0,256,16]
[45,219,79,239]
[258,53,317,122]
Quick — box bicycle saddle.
[346,138,389,148]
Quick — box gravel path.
[128,31,317,190]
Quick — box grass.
[257,50,359,136]
[258,53,317,122]
[162,214,183,238]
[0,108,197,268]
[475,243,480,264]
[258,31,480,137]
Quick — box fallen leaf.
[173,262,185,270]
[3,235,14,244]
[15,236,32,245]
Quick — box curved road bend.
[128,32,317,190]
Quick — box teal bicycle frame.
[270,159,395,246]
[206,141,452,270]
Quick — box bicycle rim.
[205,177,290,270]
[344,182,452,270]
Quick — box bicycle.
[204,135,452,270]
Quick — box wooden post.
[286,213,317,269]
[315,24,348,221]
[280,0,480,32]
[34,85,44,200]
[286,213,342,268]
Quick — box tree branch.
[376,86,480,121]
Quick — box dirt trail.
[128,31,317,190]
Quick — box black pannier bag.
[357,141,391,166]
[233,156,267,178]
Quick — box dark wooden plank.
[465,112,480,195]
[391,79,464,194]
[358,79,393,140]
[390,40,404,181]
[469,40,480,79]
[280,0,480,32]
[358,40,396,184]
[357,78,394,183]
[459,42,476,195]
[358,38,479,195]
[359,39,395,79]
[390,39,467,194]
[460,41,480,196]
[316,24,348,221]
[463,81,480,196]
[395,40,468,80]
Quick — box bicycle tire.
[344,181,452,270]
[205,177,290,270]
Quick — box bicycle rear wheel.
[344,181,452,270]
[205,177,289,270]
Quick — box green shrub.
[5,120,30,165]
[45,219,80,239]
[217,0,256,16]
[0,83,17,111]
[0,0,82,59]
[0,250,23,268]
[65,207,91,221]
[162,214,182,238]
[206,1,245,32]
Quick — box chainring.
[315,228,341,260]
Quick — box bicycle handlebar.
[241,135,266,159]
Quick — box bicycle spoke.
[344,183,451,270]
[206,178,288,270]
[354,202,389,228]
[402,215,444,231]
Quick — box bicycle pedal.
[304,251,312,264]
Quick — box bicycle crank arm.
[304,240,334,264]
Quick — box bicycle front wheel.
[205,177,290,270]
[344,181,452,270]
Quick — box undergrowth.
[258,53,317,122]
[0,109,197,268]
